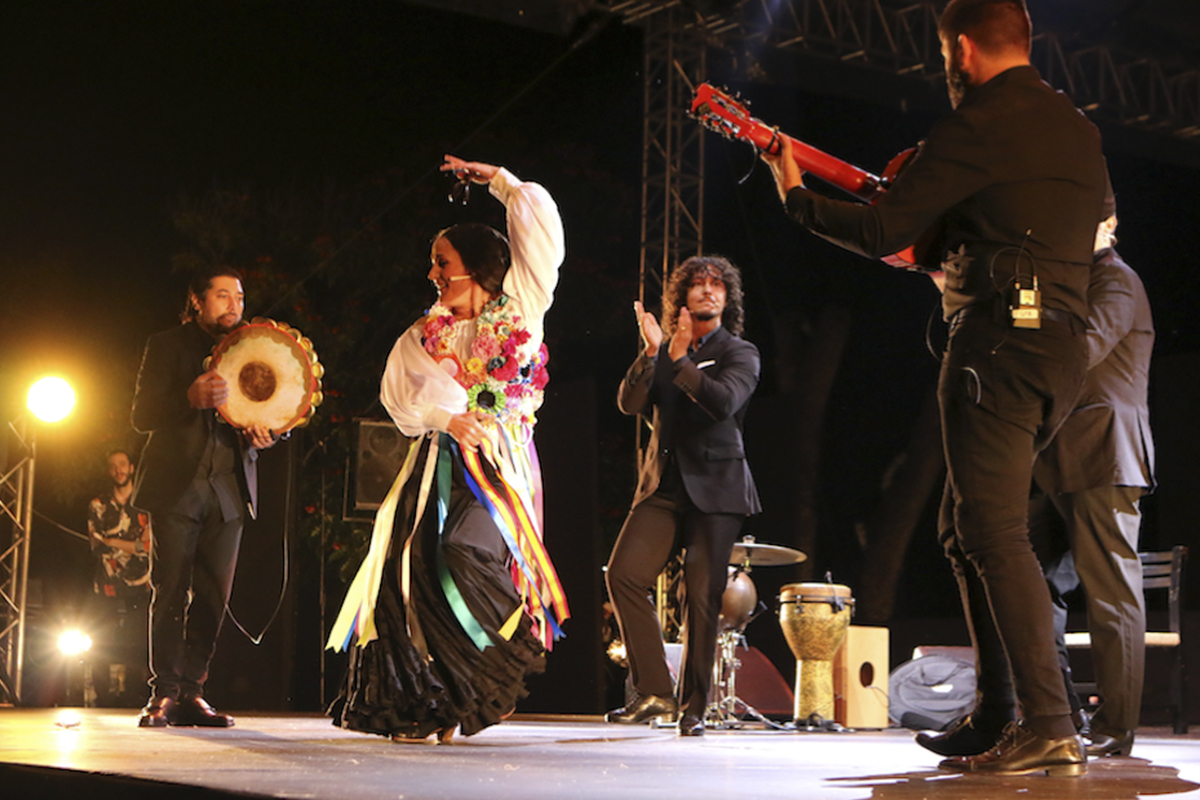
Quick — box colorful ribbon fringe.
[327,425,569,654]
[457,433,569,650]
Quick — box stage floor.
[3,708,1200,799]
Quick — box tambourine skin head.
[207,319,324,434]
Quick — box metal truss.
[599,0,1200,139]
[0,419,35,703]
[1035,36,1200,138]
[634,3,710,309]
[631,2,713,641]
[730,0,944,76]
[656,555,684,643]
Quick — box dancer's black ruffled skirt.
[329,441,546,739]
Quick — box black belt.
[1040,308,1085,334]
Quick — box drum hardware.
[700,536,808,732]
[706,627,793,731]
[793,712,848,733]
[708,567,759,730]
[709,627,747,729]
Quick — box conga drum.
[778,582,854,723]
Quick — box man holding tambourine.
[131,266,278,729]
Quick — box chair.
[1064,546,1189,734]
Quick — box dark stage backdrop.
[1145,352,1200,584]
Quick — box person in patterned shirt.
[86,449,152,706]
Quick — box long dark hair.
[181,266,245,322]
[661,254,745,337]
[434,223,511,297]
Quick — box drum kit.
[707,535,855,732]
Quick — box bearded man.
[764,0,1107,775]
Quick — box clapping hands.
[634,301,692,362]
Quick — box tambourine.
[204,317,324,434]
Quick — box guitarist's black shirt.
[785,65,1106,324]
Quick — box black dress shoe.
[1086,729,1134,757]
[939,721,1086,777]
[172,695,235,728]
[915,713,1010,756]
[138,696,177,728]
[678,714,705,737]
[605,694,678,724]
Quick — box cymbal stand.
[706,629,744,729]
[705,630,791,731]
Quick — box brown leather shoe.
[678,714,705,737]
[1086,729,1134,757]
[172,695,235,728]
[939,721,1086,777]
[605,694,678,724]
[138,696,177,728]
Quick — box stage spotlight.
[27,376,76,423]
[55,709,83,728]
[58,629,93,657]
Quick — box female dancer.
[327,155,569,743]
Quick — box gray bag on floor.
[888,654,976,731]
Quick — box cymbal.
[729,537,807,566]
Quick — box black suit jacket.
[785,65,1107,324]
[131,320,257,519]
[618,326,761,516]
[1034,248,1155,494]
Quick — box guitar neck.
[691,84,884,202]
[692,84,935,272]
[750,125,884,203]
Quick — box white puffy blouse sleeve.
[380,321,467,437]
[380,167,563,439]
[492,167,565,338]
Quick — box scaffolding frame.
[636,3,710,313]
[627,4,719,640]
[1,418,35,704]
[600,0,1200,139]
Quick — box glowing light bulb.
[27,376,76,423]
[57,629,92,656]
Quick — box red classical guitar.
[690,83,940,271]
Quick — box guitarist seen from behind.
[763,0,1106,778]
